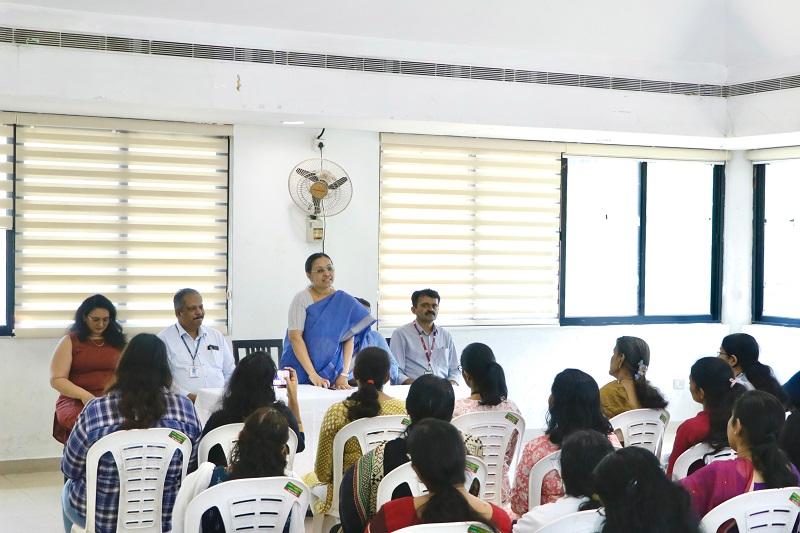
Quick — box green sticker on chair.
[284,482,303,498]
[465,460,479,474]
[401,418,411,426]
[790,492,800,507]
[168,431,186,444]
[467,525,491,533]
[505,412,519,425]
[659,412,668,424]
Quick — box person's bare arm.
[288,329,329,387]
[49,335,94,404]
[334,337,354,389]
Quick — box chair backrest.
[394,522,494,533]
[451,410,526,506]
[700,486,800,533]
[183,476,310,533]
[197,423,299,471]
[84,427,192,533]
[330,415,410,516]
[671,442,738,480]
[528,449,561,509]
[537,509,604,533]
[609,408,669,457]
[231,338,283,365]
[375,455,488,509]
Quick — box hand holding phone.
[273,369,290,388]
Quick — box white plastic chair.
[609,408,670,458]
[394,522,493,532]
[700,486,800,533]
[451,410,526,506]
[536,509,604,533]
[197,423,299,471]
[73,427,192,533]
[375,455,488,509]
[183,476,310,533]
[528,449,561,509]
[313,414,410,532]
[671,442,737,480]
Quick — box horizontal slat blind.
[0,123,12,231]
[379,133,561,326]
[14,123,229,336]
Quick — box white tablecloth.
[195,384,472,475]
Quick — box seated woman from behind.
[200,351,305,466]
[313,347,406,514]
[453,342,522,507]
[681,390,800,519]
[61,333,201,533]
[513,430,612,532]
[201,407,294,532]
[338,374,483,533]
[366,418,512,533]
[666,357,745,479]
[718,333,790,405]
[510,369,619,516]
[600,336,668,419]
[595,446,700,533]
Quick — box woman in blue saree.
[280,253,374,388]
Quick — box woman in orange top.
[50,294,127,443]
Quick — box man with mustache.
[158,288,235,401]
[390,288,459,385]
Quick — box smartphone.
[273,369,290,388]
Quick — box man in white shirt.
[390,288,459,385]
[157,288,235,401]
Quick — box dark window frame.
[1,124,14,336]
[752,162,800,327]
[559,157,725,326]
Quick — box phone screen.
[273,369,289,388]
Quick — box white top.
[513,495,589,533]
[157,323,235,396]
[287,288,315,331]
[735,372,756,391]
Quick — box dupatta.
[681,457,755,519]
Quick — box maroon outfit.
[52,333,121,444]
[666,409,711,478]
[366,496,512,533]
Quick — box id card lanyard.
[412,321,437,373]
[178,324,201,378]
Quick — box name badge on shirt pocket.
[207,345,219,350]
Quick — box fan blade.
[296,167,319,182]
[312,197,321,215]
[328,176,349,190]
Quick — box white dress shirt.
[513,495,590,532]
[157,323,235,396]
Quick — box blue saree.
[280,290,375,384]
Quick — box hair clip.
[634,360,648,380]
[366,379,375,385]
[729,377,736,388]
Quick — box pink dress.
[453,398,522,506]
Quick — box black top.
[200,400,306,466]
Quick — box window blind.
[13,118,230,336]
[0,122,12,231]
[379,133,562,327]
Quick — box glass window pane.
[0,232,5,328]
[564,157,640,317]
[762,160,800,318]
[644,161,714,315]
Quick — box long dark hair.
[405,375,455,431]
[721,334,789,405]
[407,419,498,532]
[594,447,700,533]
[546,369,613,446]
[690,357,746,450]
[780,411,800,473]
[107,333,172,430]
[460,343,508,406]
[228,407,288,480]
[69,294,126,348]
[560,430,614,508]
[345,347,390,421]
[616,336,668,410]
[732,390,795,488]
[218,351,281,421]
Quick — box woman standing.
[50,294,126,444]
[280,253,374,388]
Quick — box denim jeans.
[61,479,86,533]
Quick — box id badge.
[189,366,200,378]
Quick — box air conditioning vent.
[580,75,611,89]
[107,36,150,54]
[326,55,363,71]
[0,27,11,43]
[755,78,781,93]
[235,47,273,64]
[611,77,641,91]
[641,79,671,93]
[61,32,105,50]
[471,66,504,81]
[288,52,324,68]
[516,70,548,84]
[548,72,579,86]
[151,40,192,58]
[194,44,234,61]
[14,29,59,47]
[401,61,435,76]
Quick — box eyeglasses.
[313,266,334,274]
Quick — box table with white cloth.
[194,384,472,475]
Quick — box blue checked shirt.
[62,389,201,533]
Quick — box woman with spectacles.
[280,252,375,389]
[50,294,127,444]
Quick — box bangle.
[339,372,349,378]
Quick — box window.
[378,134,562,326]
[752,159,800,325]
[561,156,724,325]
[12,115,230,336]
[0,121,12,336]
